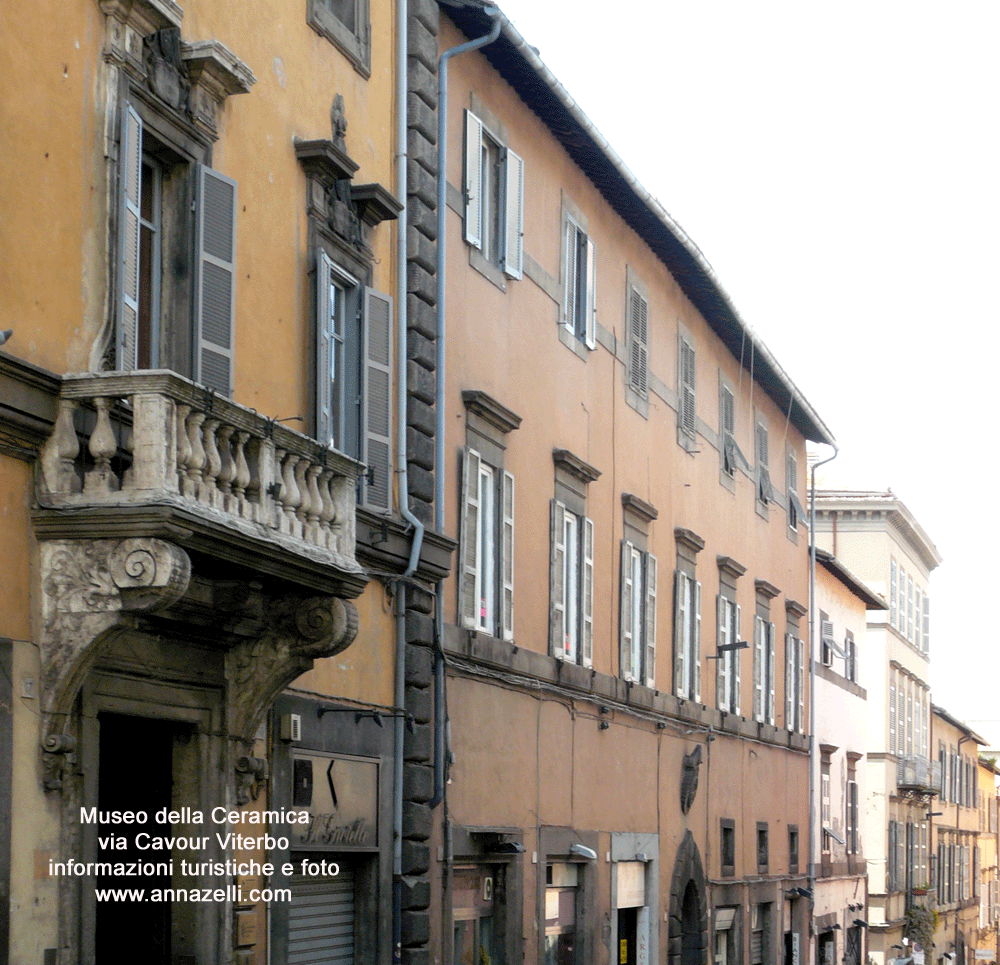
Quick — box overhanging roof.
[815,548,887,610]
[443,2,836,446]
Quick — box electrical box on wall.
[482,877,493,902]
[280,713,302,742]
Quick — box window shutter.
[117,103,142,372]
[889,680,896,753]
[361,287,393,511]
[673,570,687,697]
[717,595,729,710]
[785,632,795,729]
[550,499,566,659]
[644,552,657,688]
[195,165,237,397]
[888,822,897,891]
[459,448,481,630]
[628,287,648,396]
[563,222,578,332]
[797,637,805,733]
[890,558,897,627]
[693,580,702,703]
[463,110,483,248]
[501,470,515,642]
[753,615,764,722]
[733,604,742,715]
[620,540,634,681]
[767,621,776,724]
[585,235,597,349]
[923,595,930,653]
[680,337,696,437]
[502,148,523,279]
[582,516,594,668]
[315,250,334,444]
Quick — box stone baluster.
[42,398,81,495]
[200,418,221,505]
[85,397,120,494]
[120,419,135,491]
[184,410,207,500]
[232,430,251,516]
[304,463,323,544]
[217,426,236,500]
[318,467,337,551]
[175,404,192,493]
[294,458,311,526]
[279,452,301,536]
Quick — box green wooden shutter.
[582,516,594,668]
[503,148,523,279]
[550,499,566,659]
[362,287,393,511]
[620,540,634,681]
[459,448,481,630]
[464,110,483,248]
[501,470,515,642]
[117,104,143,372]
[194,164,237,397]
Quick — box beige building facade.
[977,758,999,965]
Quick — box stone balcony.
[36,370,367,598]
[897,755,941,797]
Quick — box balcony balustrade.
[897,755,941,796]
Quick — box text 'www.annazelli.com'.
[94,886,291,903]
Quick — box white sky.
[492,1,1000,744]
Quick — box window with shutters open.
[463,110,523,282]
[786,450,805,535]
[752,615,775,724]
[115,103,237,397]
[459,447,514,642]
[550,502,594,668]
[563,215,596,349]
[619,541,657,687]
[784,631,805,733]
[314,250,393,512]
[716,595,741,714]
[673,571,701,701]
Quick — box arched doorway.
[668,831,707,965]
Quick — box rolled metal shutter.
[288,863,354,965]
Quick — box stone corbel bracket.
[182,40,256,140]
[226,596,359,745]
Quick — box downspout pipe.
[429,4,502,811]
[392,0,423,960]
[809,443,839,961]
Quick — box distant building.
[977,757,1000,964]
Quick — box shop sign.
[291,752,378,850]
[617,861,645,908]
[975,951,995,961]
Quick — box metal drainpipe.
[392,0,426,959]
[809,443,838,961]
[429,4,502,813]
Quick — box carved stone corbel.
[39,537,192,749]
[235,755,268,805]
[226,596,359,744]
[41,734,78,793]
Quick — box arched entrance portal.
[668,831,708,965]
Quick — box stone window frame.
[307,0,372,77]
[720,818,736,877]
[715,556,745,715]
[788,824,799,874]
[559,193,597,359]
[673,528,705,703]
[619,493,658,688]
[756,821,769,874]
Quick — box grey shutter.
[923,595,930,653]
[753,616,764,721]
[194,164,237,397]
[463,110,483,248]
[717,595,728,710]
[620,540,634,681]
[693,580,702,702]
[459,448,481,630]
[563,221,577,332]
[889,679,896,753]
[645,552,657,688]
[549,499,566,659]
[362,287,393,511]
[785,632,795,729]
[501,470,515,642]
[797,637,805,733]
[502,147,523,279]
[680,337,696,436]
[582,516,594,668]
[673,570,687,697]
[628,287,648,395]
[315,250,334,445]
[585,235,597,349]
[289,864,354,965]
[117,103,142,371]
[733,603,742,715]
[767,620,776,724]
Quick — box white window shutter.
[118,103,142,372]
[889,680,896,753]
[501,470,515,642]
[194,165,237,398]
[767,621,776,724]
[797,637,805,733]
[734,604,741,715]
[585,235,597,349]
[693,580,702,703]
[502,148,523,279]
[582,516,594,668]
[550,499,566,659]
[620,540,634,681]
[459,448,482,630]
[785,632,795,729]
[673,570,686,697]
[463,110,483,248]
[362,287,393,511]
[753,616,763,722]
[645,553,657,688]
[315,250,334,444]
[890,558,897,628]
[717,595,728,711]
